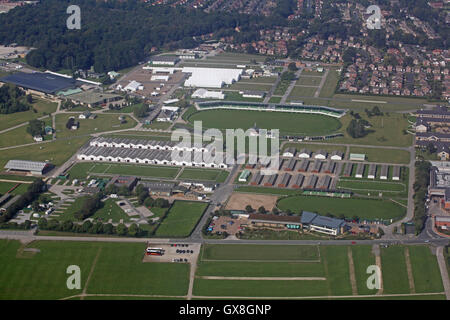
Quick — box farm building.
[149,55,180,65]
[355,163,364,178]
[291,174,305,188]
[183,67,243,88]
[330,151,344,161]
[66,91,122,108]
[277,173,291,188]
[250,172,263,185]
[238,170,251,182]
[392,166,401,181]
[297,159,309,172]
[263,174,278,186]
[435,216,450,229]
[298,149,311,158]
[240,90,266,99]
[323,160,336,174]
[106,175,138,191]
[117,80,143,92]
[140,181,175,196]
[311,160,322,173]
[368,164,377,179]
[314,150,327,160]
[300,211,347,236]
[282,148,296,157]
[350,153,366,161]
[0,72,77,96]
[191,89,225,100]
[342,163,353,177]
[380,165,388,180]
[283,158,297,171]
[305,175,318,189]
[4,160,53,175]
[317,175,332,190]
[248,214,302,229]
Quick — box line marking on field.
[351,99,387,104]
[373,244,384,295]
[404,247,416,294]
[347,247,358,295]
[80,246,102,300]
[197,276,326,281]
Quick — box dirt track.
[225,192,279,211]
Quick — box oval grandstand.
[194,101,347,118]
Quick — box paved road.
[280,68,303,104]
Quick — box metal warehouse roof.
[4,160,50,172]
[301,211,346,229]
[1,72,77,94]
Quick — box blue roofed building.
[0,72,78,96]
[300,211,347,236]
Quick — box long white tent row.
[89,137,214,153]
[78,145,228,168]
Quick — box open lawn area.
[349,147,410,164]
[228,82,273,92]
[55,113,136,139]
[67,162,180,179]
[187,109,342,136]
[319,69,340,98]
[178,168,229,182]
[154,200,208,237]
[277,195,406,220]
[201,244,319,261]
[337,179,407,193]
[0,240,189,299]
[283,142,347,154]
[408,246,444,293]
[0,98,57,131]
[295,77,322,86]
[315,113,413,147]
[287,86,317,99]
[0,182,30,196]
[0,124,37,148]
[0,136,90,168]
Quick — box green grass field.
[295,77,322,86]
[0,136,90,168]
[319,69,340,98]
[178,168,229,182]
[349,147,410,164]
[55,113,136,139]
[68,162,180,179]
[0,240,189,299]
[187,109,342,136]
[154,200,208,237]
[337,179,406,193]
[201,244,319,261]
[282,142,347,154]
[409,246,444,293]
[0,98,57,131]
[277,195,405,220]
[380,246,411,294]
[0,182,30,196]
[351,245,377,295]
[287,86,317,99]
[0,124,36,148]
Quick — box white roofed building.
[183,67,243,88]
[192,88,225,99]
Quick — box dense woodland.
[0,0,272,72]
[0,84,31,114]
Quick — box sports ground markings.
[196,276,327,281]
[199,244,322,263]
[80,246,102,300]
[404,247,416,293]
[347,247,358,295]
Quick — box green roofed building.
[349,153,366,161]
[238,170,251,182]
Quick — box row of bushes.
[38,218,148,237]
[413,160,431,234]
